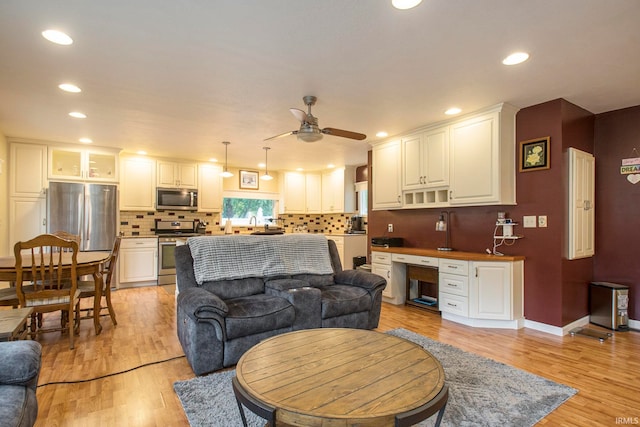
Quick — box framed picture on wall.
[519,137,550,172]
[239,170,259,189]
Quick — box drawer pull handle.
[449,265,458,269]
[447,302,457,307]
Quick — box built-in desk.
[371,247,525,329]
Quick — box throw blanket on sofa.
[187,234,334,284]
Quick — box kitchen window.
[221,192,279,226]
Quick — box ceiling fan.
[265,95,367,143]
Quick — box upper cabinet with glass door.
[48,146,119,183]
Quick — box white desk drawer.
[391,253,439,267]
[439,292,469,316]
[439,259,469,276]
[371,251,391,265]
[439,273,469,297]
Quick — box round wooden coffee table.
[233,328,448,426]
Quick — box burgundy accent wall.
[368,98,596,327]
[593,106,640,320]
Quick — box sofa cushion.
[225,294,295,340]
[0,341,41,389]
[0,385,37,427]
[200,277,265,300]
[316,285,371,319]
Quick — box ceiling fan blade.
[290,108,307,123]
[322,127,367,140]
[264,130,297,141]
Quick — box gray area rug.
[173,328,577,426]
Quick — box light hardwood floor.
[12,286,639,426]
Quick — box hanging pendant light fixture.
[260,147,273,181]
[220,141,233,178]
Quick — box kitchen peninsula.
[372,246,524,329]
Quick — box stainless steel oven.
[156,220,201,286]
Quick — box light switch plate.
[538,215,548,227]
[523,215,537,228]
[387,224,394,233]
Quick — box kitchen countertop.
[371,246,524,262]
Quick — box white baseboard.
[524,316,590,336]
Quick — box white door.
[568,148,595,259]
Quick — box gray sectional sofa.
[175,234,386,375]
[0,340,41,427]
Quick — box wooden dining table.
[0,251,111,335]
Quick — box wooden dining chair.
[14,234,81,350]
[75,236,121,328]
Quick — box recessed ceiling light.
[208,158,218,162]
[69,111,86,119]
[376,131,389,138]
[42,29,73,45]
[258,162,266,168]
[502,52,529,65]
[137,151,147,155]
[296,168,304,172]
[392,0,422,10]
[79,138,92,144]
[327,164,335,169]
[445,107,462,115]
[59,83,81,93]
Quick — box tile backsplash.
[119,211,366,236]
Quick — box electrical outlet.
[538,215,548,227]
[387,224,394,233]
[523,215,537,228]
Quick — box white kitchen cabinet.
[469,261,523,322]
[449,103,517,206]
[8,142,48,252]
[371,139,402,210]
[120,156,156,211]
[49,146,118,182]
[438,259,470,317]
[371,251,394,300]
[8,197,47,248]
[321,166,356,213]
[157,161,197,188]
[9,142,48,197]
[305,173,322,213]
[280,171,323,214]
[326,234,366,269]
[197,163,223,212]
[119,238,158,285]
[568,148,595,260]
[402,126,449,190]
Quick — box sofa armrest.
[178,287,229,320]
[334,270,387,293]
[0,341,41,391]
[265,279,321,330]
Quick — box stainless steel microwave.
[156,188,198,210]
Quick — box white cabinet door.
[449,104,517,206]
[10,142,47,197]
[198,163,223,212]
[568,148,595,259]
[321,167,355,214]
[120,156,156,211]
[449,112,497,204]
[470,261,515,320]
[305,173,322,213]
[423,126,449,187]
[281,172,306,213]
[9,197,47,247]
[157,161,198,188]
[372,263,392,298]
[119,239,158,283]
[372,139,402,210]
[402,133,423,189]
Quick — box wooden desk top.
[372,246,525,262]
[235,328,446,426]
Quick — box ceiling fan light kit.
[265,95,366,143]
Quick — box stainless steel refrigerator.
[47,182,118,251]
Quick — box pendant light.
[220,141,233,178]
[260,147,273,181]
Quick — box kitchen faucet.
[249,216,257,226]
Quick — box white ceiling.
[1,1,639,172]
